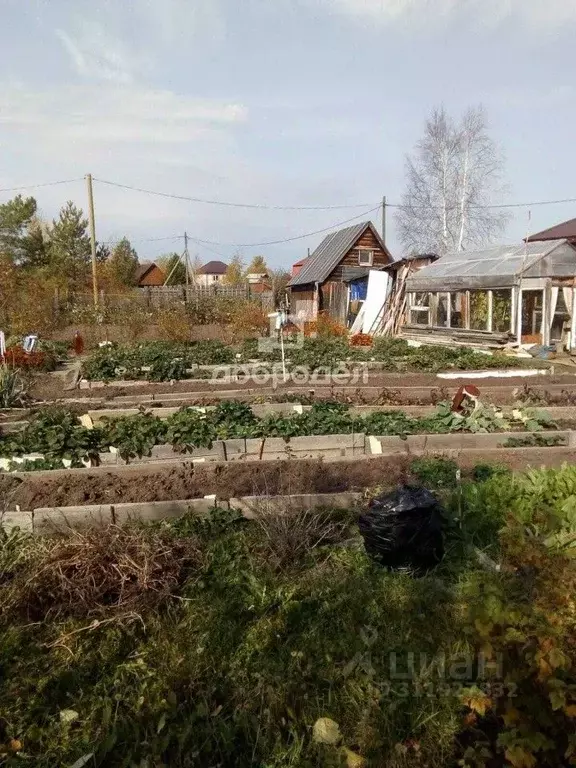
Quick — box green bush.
[460,466,576,767]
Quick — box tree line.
[0,196,290,294]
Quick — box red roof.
[527,218,576,242]
[291,257,308,278]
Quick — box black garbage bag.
[358,485,444,573]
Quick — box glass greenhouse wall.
[404,240,576,348]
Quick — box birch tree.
[396,105,509,255]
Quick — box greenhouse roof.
[405,239,576,291]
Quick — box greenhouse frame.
[403,239,576,348]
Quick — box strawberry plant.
[165,409,216,453]
[0,407,101,464]
[82,341,235,382]
[100,412,168,462]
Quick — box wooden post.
[516,288,523,342]
[464,291,470,330]
[510,288,516,335]
[53,287,59,323]
[571,286,576,351]
[430,293,438,327]
[541,288,547,345]
[446,293,452,329]
[487,290,493,332]
[85,174,99,308]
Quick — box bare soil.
[2,448,574,511]
[30,370,576,407]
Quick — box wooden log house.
[287,221,393,326]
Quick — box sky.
[1,0,576,269]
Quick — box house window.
[212,274,220,282]
[358,249,374,267]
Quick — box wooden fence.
[53,286,274,320]
[137,285,274,308]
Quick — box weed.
[253,506,353,570]
[3,525,203,622]
[0,365,28,408]
[410,457,459,489]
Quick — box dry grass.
[253,506,352,569]
[3,525,203,622]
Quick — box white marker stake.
[280,325,287,383]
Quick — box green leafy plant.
[0,364,28,408]
[0,407,100,464]
[164,408,216,453]
[100,411,168,462]
[503,434,566,448]
[410,457,459,489]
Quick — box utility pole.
[86,174,99,308]
[184,231,190,288]
[381,196,387,245]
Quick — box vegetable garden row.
[81,337,531,381]
[0,400,558,470]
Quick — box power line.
[386,196,576,211]
[100,235,184,246]
[2,174,576,214]
[94,176,576,213]
[0,178,84,193]
[189,204,382,248]
[93,177,375,211]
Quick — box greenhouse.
[403,239,576,348]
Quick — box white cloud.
[52,0,225,84]
[55,23,147,84]
[0,80,250,240]
[316,0,576,29]
[134,0,226,46]
[0,83,247,144]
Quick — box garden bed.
[80,338,534,382]
[2,447,575,510]
[0,401,557,470]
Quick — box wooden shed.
[287,221,393,326]
[134,263,166,287]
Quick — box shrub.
[307,312,348,338]
[253,506,352,569]
[460,466,576,767]
[155,306,192,342]
[1,347,55,372]
[228,300,268,341]
[350,333,373,347]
